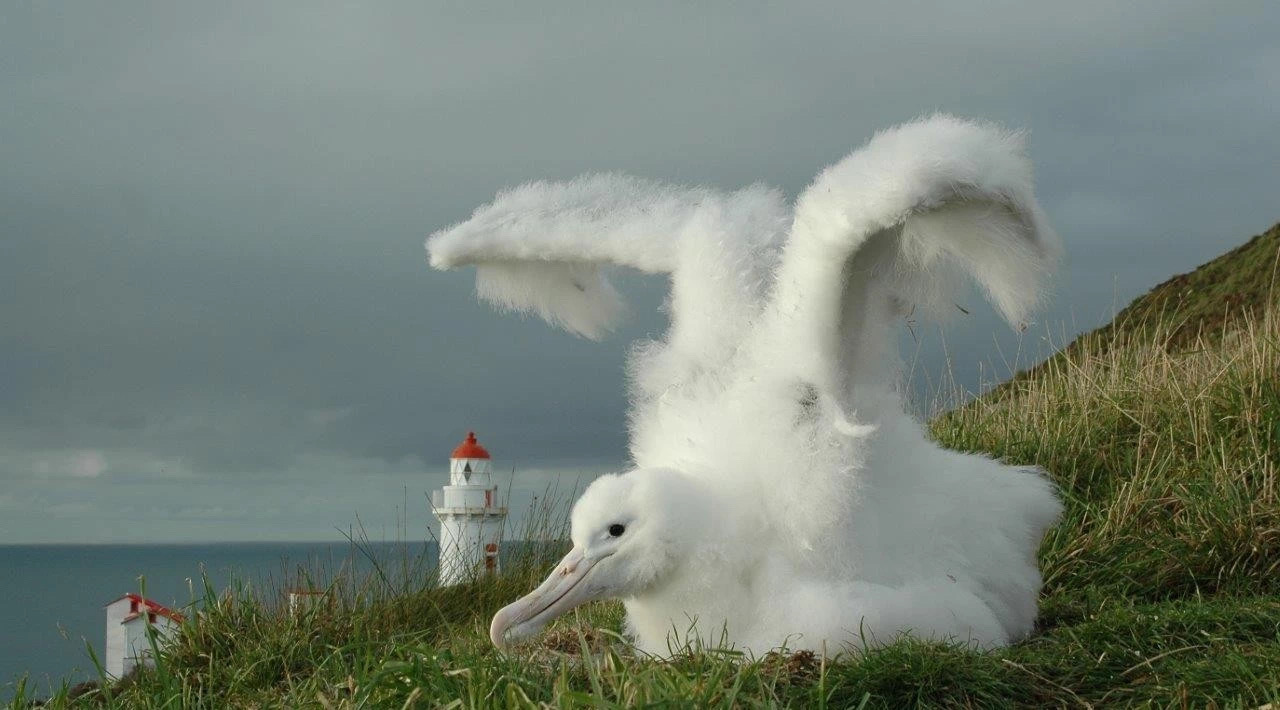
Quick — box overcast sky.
[2,1,1276,543]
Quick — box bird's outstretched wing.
[428,173,786,378]
[762,114,1060,408]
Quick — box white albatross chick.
[431,114,1064,655]
[489,441,1059,654]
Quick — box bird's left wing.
[428,173,786,372]
[732,116,1060,559]
[761,115,1061,409]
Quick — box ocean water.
[0,541,437,699]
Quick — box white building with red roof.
[431,431,508,585]
[103,593,183,678]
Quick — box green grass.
[10,231,1280,708]
[1099,223,1279,351]
[1001,222,1279,392]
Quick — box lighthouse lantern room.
[432,431,508,585]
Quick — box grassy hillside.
[1003,222,1279,393]
[11,227,1280,708]
[1100,223,1278,349]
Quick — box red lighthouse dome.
[451,431,491,460]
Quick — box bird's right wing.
[428,174,787,380]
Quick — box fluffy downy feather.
[428,115,1064,655]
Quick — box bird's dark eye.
[608,523,625,537]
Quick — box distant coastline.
[0,540,438,699]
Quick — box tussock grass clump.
[12,303,1280,707]
[932,308,1280,609]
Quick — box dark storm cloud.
[1,0,1276,540]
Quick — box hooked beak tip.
[489,608,513,649]
[486,547,601,650]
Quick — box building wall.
[120,616,178,676]
[438,509,505,585]
[103,599,130,678]
[441,483,492,508]
[105,600,180,679]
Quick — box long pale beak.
[490,547,606,648]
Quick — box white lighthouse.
[432,431,508,585]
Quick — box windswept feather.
[764,114,1060,399]
[427,173,786,351]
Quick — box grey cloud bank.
[2,1,1276,542]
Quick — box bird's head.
[489,468,710,648]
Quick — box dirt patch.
[538,625,607,655]
[760,649,820,685]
